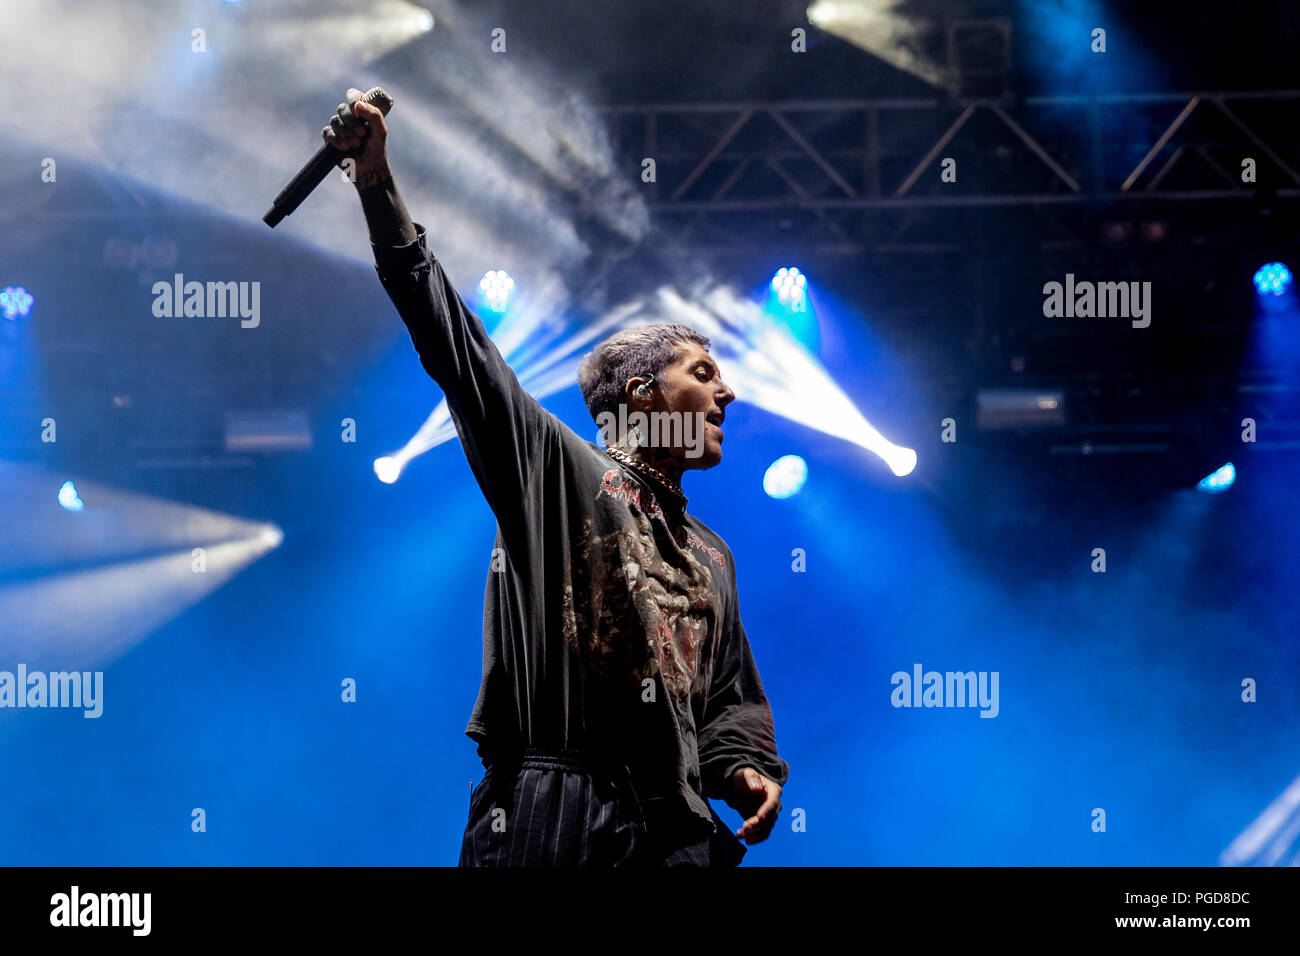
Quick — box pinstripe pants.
[458,748,747,867]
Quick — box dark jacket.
[371,225,789,863]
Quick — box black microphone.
[263,87,394,228]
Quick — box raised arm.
[323,89,555,525]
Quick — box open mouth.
[705,410,724,436]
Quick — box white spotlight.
[885,446,917,477]
[807,2,840,27]
[374,456,401,484]
[58,480,84,512]
[803,0,947,87]
[764,455,808,499]
[479,270,515,313]
[771,267,807,307]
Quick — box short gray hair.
[576,322,711,425]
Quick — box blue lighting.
[761,269,820,353]
[763,455,808,498]
[57,480,85,512]
[1253,263,1292,297]
[770,267,807,310]
[479,270,514,313]
[0,286,33,320]
[1196,462,1236,494]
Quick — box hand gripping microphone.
[263,87,394,228]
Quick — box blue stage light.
[0,286,33,320]
[1253,263,1292,297]
[763,268,819,352]
[763,455,808,498]
[1196,462,1236,494]
[770,267,807,310]
[479,270,514,313]
[58,480,85,512]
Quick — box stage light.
[764,455,808,499]
[2,463,289,672]
[806,2,839,26]
[374,456,401,484]
[884,446,918,477]
[771,268,807,310]
[57,481,84,512]
[479,270,515,313]
[1253,263,1292,297]
[805,1,946,86]
[417,9,435,32]
[977,388,1067,430]
[1101,220,1133,245]
[763,268,819,352]
[0,286,33,320]
[1140,220,1168,243]
[1197,462,1236,494]
[139,236,179,269]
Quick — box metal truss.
[601,90,1300,255]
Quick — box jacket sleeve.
[698,576,790,800]
[372,223,556,526]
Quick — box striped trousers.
[458,748,747,867]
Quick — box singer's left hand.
[725,767,782,844]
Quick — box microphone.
[262,87,394,228]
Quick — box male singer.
[323,88,788,866]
